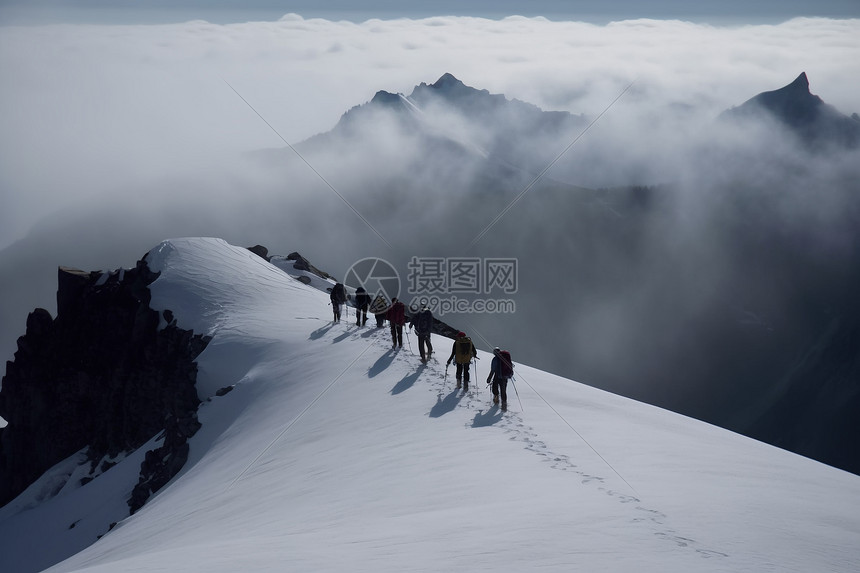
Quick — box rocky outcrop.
[246,245,269,260]
[286,251,332,280]
[0,258,210,509]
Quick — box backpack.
[455,337,474,364]
[416,309,433,335]
[330,283,346,304]
[498,350,514,378]
[388,301,406,325]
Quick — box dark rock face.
[0,258,210,509]
[286,252,332,280]
[246,244,269,260]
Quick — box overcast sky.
[1,0,859,25]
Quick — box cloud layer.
[2,14,859,244]
[1,14,859,370]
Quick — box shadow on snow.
[368,348,397,378]
[361,326,386,339]
[331,327,357,344]
[429,389,463,418]
[308,323,334,340]
[472,405,503,427]
[391,364,426,395]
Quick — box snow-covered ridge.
[1,237,859,572]
[146,237,331,399]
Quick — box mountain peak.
[789,71,809,92]
[409,72,503,109]
[432,72,465,89]
[756,71,819,110]
[766,71,814,104]
[416,72,478,99]
[369,90,403,106]
[720,72,860,148]
[726,71,820,120]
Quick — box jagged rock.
[215,386,234,397]
[56,266,94,317]
[0,257,210,509]
[246,245,269,260]
[287,252,312,271]
[286,252,331,279]
[24,308,52,337]
[129,412,198,514]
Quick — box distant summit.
[427,72,468,92]
[740,72,823,126]
[408,72,516,115]
[306,73,586,166]
[334,72,549,130]
[433,72,462,87]
[722,72,860,149]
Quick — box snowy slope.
[1,237,859,572]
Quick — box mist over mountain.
[315,72,588,169]
[2,71,859,477]
[249,72,860,474]
[722,71,860,149]
[2,15,859,570]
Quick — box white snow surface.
[1,237,859,572]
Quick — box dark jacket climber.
[330,283,346,322]
[410,306,434,362]
[354,287,371,326]
[487,347,513,410]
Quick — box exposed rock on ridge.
[0,258,210,510]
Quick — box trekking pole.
[472,357,478,395]
[510,376,524,412]
[405,326,413,353]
